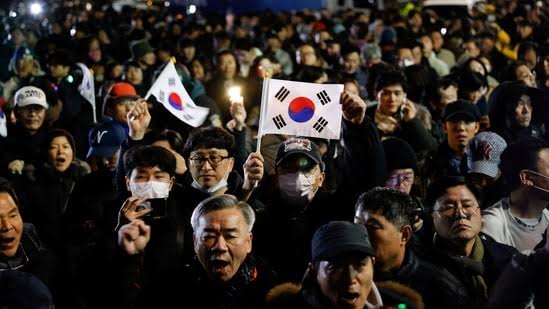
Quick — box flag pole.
[256,71,270,153]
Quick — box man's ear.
[317,171,326,188]
[125,176,131,192]
[400,225,413,246]
[473,122,480,134]
[169,176,175,191]
[193,233,199,255]
[442,122,448,134]
[519,170,534,186]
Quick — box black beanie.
[382,137,418,172]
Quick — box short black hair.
[501,137,549,191]
[425,176,482,212]
[375,70,408,93]
[124,145,176,177]
[48,49,74,67]
[144,129,185,155]
[0,178,20,207]
[355,187,416,228]
[182,126,235,161]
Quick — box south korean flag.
[259,79,344,140]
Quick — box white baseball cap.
[14,86,49,109]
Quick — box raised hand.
[242,152,264,192]
[118,219,151,255]
[341,91,366,125]
[401,98,417,122]
[228,97,247,131]
[127,99,151,140]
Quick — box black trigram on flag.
[316,90,331,105]
[168,77,176,87]
[159,90,165,102]
[275,86,290,102]
[272,114,287,129]
[183,114,194,121]
[313,117,328,133]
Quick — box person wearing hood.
[488,81,547,144]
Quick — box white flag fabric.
[259,79,344,140]
[146,62,209,128]
[0,108,7,137]
[76,63,96,123]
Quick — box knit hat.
[469,131,507,178]
[382,137,418,172]
[130,40,154,60]
[312,221,375,263]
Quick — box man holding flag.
[253,89,387,282]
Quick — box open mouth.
[339,291,360,303]
[210,259,230,272]
[55,157,67,164]
[0,237,16,248]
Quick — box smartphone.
[142,198,168,220]
[398,95,408,120]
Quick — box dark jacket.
[0,124,49,175]
[375,249,470,309]
[253,118,386,282]
[425,234,518,308]
[117,255,277,309]
[487,234,549,309]
[425,141,472,183]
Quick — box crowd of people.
[0,0,549,308]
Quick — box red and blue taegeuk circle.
[168,92,184,110]
[288,96,315,123]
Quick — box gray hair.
[190,194,256,232]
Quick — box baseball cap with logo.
[14,86,49,109]
[275,137,324,171]
[87,120,127,159]
[312,221,375,263]
[469,131,507,178]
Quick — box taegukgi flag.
[0,108,7,137]
[76,62,97,123]
[145,61,209,127]
[259,78,344,140]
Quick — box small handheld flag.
[146,61,209,127]
[258,78,343,140]
[76,63,97,123]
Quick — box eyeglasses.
[434,203,479,217]
[189,155,230,167]
[385,173,415,186]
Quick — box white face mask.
[278,172,316,205]
[130,180,170,199]
[191,171,230,194]
[526,170,549,193]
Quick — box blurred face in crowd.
[343,52,361,74]
[218,53,237,80]
[420,35,433,56]
[315,253,374,309]
[523,49,537,70]
[191,59,206,81]
[267,37,282,51]
[355,210,409,273]
[479,37,495,56]
[527,149,549,197]
[514,94,532,127]
[297,44,318,66]
[412,46,423,65]
[468,60,486,76]
[438,85,457,109]
[377,84,406,116]
[0,192,23,258]
[396,48,414,68]
[16,105,46,134]
[110,99,135,123]
[141,52,156,67]
[194,208,252,282]
[409,12,422,29]
[49,64,70,80]
[48,136,74,173]
[188,148,234,190]
[126,65,143,86]
[256,57,280,78]
[518,24,533,39]
[430,31,444,51]
[515,64,537,88]
[443,118,479,154]
[432,185,481,246]
[384,169,415,194]
[183,46,196,62]
[90,149,120,173]
[109,64,124,80]
[88,38,102,63]
[157,50,171,64]
[463,41,480,58]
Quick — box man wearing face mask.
[482,137,549,254]
[254,91,387,282]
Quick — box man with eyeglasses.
[102,82,141,136]
[424,176,517,307]
[482,137,549,254]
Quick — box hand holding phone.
[141,198,168,220]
